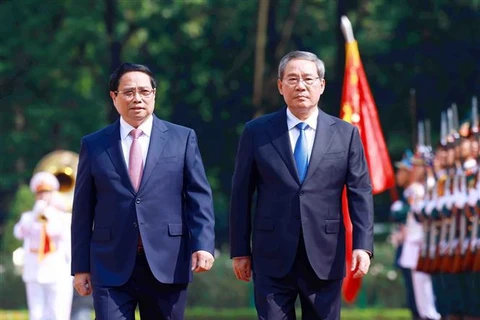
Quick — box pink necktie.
[129,129,144,191]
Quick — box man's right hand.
[232,257,252,282]
[73,272,92,296]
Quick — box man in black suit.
[229,51,374,320]
[71,63,215,319]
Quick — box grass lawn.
[0,308,411,319]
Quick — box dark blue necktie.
[294,122,309,183]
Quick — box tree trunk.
[335,0,347,115]
[105,0,121,123]
[14,104,25,183]
[252,0,270,118]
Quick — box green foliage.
[361,242,407,308]
[1,185,34,254]
[185,307,410,319]
[0,254,26,309]
[1,1,477,315]
[1,0,480,251]
[188,254,251,308]
[0,308,412,319]
[0,185,34,310]
[0,241,410,311]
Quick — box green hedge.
[0,186,408,310]
[0,244,409,310]
[0,308,411,320]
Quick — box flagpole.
[338,15,359,304]
[339,16,398,304]
[340,16,355,43]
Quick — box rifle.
[463,205,478,271]
[437,167,455,273]
[473,207,480,271]
[431,214,448,273]
[440,105,460,273]
[418,120,437,273]
[429,112,449,273]
[425,210,438,273]
[451,173,467,274]
[415,121,429,273]
[462,96,479,272]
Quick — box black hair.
[109,63,156,92]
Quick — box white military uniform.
[399,182,440,320]
[13,172,73,320]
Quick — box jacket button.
[136,198,141,204]
[133,222,137,228]
[299,191,304,196]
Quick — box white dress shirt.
[119,115,153,169]
[286,107,318,161]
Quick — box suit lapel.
[103,120,134,193]
[266,109,300,183]
[138,115,169,190]
[304,110,337,183]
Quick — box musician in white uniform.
[13,172,73,320]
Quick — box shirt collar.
[286,107,318,131]
[119,115,153,140]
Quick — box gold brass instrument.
[33,149,79,212]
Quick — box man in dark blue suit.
[229,51,374,320]
[71,63,215,319]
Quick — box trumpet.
[37,213,48,222]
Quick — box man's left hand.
[191,250,215,273]
[351,249,371,278]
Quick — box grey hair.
[278,51,325,80]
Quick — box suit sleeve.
[346,126,374,254]
[184,129,215,255]
[229,123,257,258]
[71,138,96,275]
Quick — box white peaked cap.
[29,171,60,193]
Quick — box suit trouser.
[253,236,342,320]
[92,250,188,320]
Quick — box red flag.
[340,40,395,303]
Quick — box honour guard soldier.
[13,172,73,320]
[390,150,421,320]
[397,135,440,320]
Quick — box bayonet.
[425,119,431,148]
[447,108,454,142]
[418,121,425,147]
[472,96,478,136]
[452,103,459,139]
[441,111,447,146]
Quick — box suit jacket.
[71,115,215,286]
[229,108,373,280]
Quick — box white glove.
[468,189,478,207]
[455,192,467,209]
[390,200,404,212]
[32,200,48,220]
[425,200,436,215]
[436,196,446,211]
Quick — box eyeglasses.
[115,88,155,99]
[283,77,320,86]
